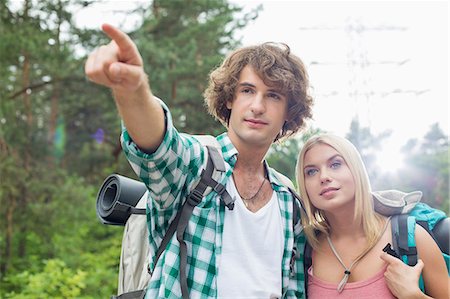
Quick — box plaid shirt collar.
[216,132,291,193]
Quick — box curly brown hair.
[203,42,313,140]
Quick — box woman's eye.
[305,168,318,176]
[241,88,252,94]
[330,161,342,169]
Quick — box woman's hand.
[380,252,426,299]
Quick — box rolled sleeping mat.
[96,174,147,226]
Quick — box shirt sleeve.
[120,99,208,270]
[120,98,205,210]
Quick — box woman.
[296,134,448,298]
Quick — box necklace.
[326,217,391,293]
[232,173,266,208]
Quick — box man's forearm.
[114,80,165,154]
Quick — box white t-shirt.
[217,178,284,299]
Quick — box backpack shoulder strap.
[303,240,313,297]
[372,190,422,216]
[152,141,234,263]
[175,144,234,298]
[111,137,234,299]
[391,214,425,292]
[392,214,418,266]
[157,136,234,298]
[432,217,450,255]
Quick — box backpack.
[303,190,450,297]
[96,135,301,299]
[385,203,450,293]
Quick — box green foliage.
[346,120,449,214]
[132,0,260,135]
[395,123,449,213]
[346,118,391,183]
[267,128,324,186]
[4,259,86,299]
[1,1,447,297]
[0,0,259,297]
[0,166,122,297]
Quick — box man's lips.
[245,118,268,126]
[320,187,340,196]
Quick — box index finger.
[101,23,135,53]
[380,252,400,265]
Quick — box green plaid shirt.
[121,101,306,298]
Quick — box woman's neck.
[325,209,365,239]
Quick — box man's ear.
[226,99,233,109]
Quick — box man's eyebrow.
[237,82,256,88]
[268,88,283,95]
[266,86,285,95]
[238,82,284,94]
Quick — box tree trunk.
[48,0,63,168]
[1,190,16,276]
[17,0,32,259]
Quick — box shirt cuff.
[120,97,174,162]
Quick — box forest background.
[0,0,448,298]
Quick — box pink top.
[307,266,396,298]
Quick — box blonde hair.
[296,134,385,249]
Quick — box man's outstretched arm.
[85,24,165,153]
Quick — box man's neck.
[233,144,268,174]
[233,158,265,176]
[228,136,271,169]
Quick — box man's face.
[226,65,288,149]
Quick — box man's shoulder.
[267,166,295,191]
[193,133,237,163]
[192,135,220,148]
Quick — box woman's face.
[302,143,356,212]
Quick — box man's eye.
[268,93,281,100]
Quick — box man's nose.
[250,93,266,114]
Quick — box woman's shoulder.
[415,224,442,256]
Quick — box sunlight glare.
[375,141,405,174]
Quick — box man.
[86,24,313,298]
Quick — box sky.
[73,0,449,170]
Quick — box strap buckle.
[213,183,226,195]
[290,246,297,277]
[187,189,203,206]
